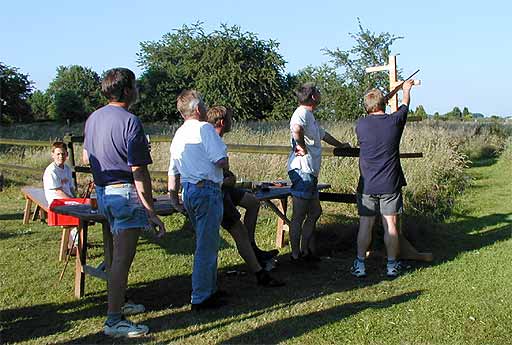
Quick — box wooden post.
[64,133,78,191]
[23,197,32,224]
[365,55,420,112]
[74,220,88,298]
[275,198,289,248]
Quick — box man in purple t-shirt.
[351,80,415,279]
[83,68,166,338]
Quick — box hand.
[295,144,307,156]
[148,213,166,239]
[169,192,186,215]
[403,79,414,92]
[223,170,236,187]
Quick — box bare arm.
[291,123,307,156]
[82,148,89,165]
[402,79,414,107]
[53,188,74,199]
[322,131,351,148]
[167,174,185,213]
[215,157,229,170]
[132,165,166,238]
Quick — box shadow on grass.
[223,290,422,344]
[0,212,23,221]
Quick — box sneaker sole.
[104,330,148,338]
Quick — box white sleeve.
[201,124,227,163]
[43,165,61,191]
[168,143,180,176]
[290,109,307,129]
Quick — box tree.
[415,105,428,119]
[462,106,472,120]
[136,23,289,122]
[447,106,462,120]
[51,90,85,122]
[28,90,51,120]
[46,65,105,121]
[0,62,33,124]
[322,19,403,119]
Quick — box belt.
[107,183,133,188]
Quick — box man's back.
[356,105,408,195]
[84,105,151,186]
[169,119,226,184]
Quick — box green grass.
[1,133,511,344]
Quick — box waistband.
[105,183,134,188]
[184,180,220,188]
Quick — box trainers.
[386,261,402,278]
[256,270,285,287]
[350,259,366,277]
[104,319,149,338]
[121,302,145,315]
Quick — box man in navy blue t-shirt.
[83,68,166,338]
[351,79,415,278]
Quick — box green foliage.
[27,90,51,120]
[462,106,472,119]
[0,62,33,124]
[445,106,463,120]
[51,89,86,122]
[46,65,105,122]
[136,23,289,122]
[415,105,428,119]
[322,19,403,119]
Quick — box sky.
[2,0,511,117]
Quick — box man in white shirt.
[168,90,229,311]
[287,83,350,264]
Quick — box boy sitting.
[43,141,77,260]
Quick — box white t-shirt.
[168,119,227,184]
[286,106,326,177]
[43,162,74,204]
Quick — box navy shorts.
[288,169,319,200]
[221,187,246,230]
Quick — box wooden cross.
[366,55,421,112]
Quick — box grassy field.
[0,131,511,344]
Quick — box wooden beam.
[365,65,390,73]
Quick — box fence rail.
[1,135,423,183]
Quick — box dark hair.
[296,82,320,106]
[51,141,68,152]
[101,68,135,102]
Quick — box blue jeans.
[96,183,149,236]
[182,180,223,304]
[288,169,319,200]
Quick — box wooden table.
[51,196,177,298]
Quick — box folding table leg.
[74,221,88,298]
[275,197,289,248]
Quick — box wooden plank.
[365,65,390,73]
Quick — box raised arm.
[402,79,414,107]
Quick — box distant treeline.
[0,21,506,125]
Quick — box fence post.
[64,133,78,190]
